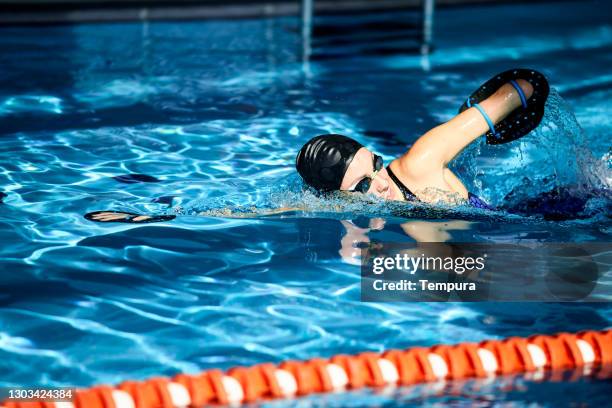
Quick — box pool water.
[0,0,611,406]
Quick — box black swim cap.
[295,134,363,191]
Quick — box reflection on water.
[279,366,612,407]
[339,218,474,265]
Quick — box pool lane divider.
[2,329,610,408]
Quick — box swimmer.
[85,69,549,223]
[296,68,548,208]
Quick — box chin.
[388,190,404,201]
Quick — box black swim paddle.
[459,68,549,145]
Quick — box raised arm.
[396,79,534,181]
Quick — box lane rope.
[2,329,610,407]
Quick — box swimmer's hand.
[84,211,175,224]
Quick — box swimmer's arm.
[198,206,305,218]
[85,207,305,223]
[442,168,468,198]
[339,220,370,265]
[397,81,532,179]
[339,218,386,265]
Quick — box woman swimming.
[295,69,548,208]
[86,69,549,223]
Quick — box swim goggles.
[352,154,383,193]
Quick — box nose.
[372,173,389,194]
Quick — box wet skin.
[339,80,534,204]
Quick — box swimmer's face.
[340,147,399,201]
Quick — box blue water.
[1,0,611,406]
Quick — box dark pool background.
[0,0,611,406]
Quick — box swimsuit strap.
[386,166,493,210]
[386,165,419,202]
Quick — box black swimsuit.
[386,165,493,210]
[386,165,418,201]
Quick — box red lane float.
[2,329,610,408]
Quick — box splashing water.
[459,89,607,204]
